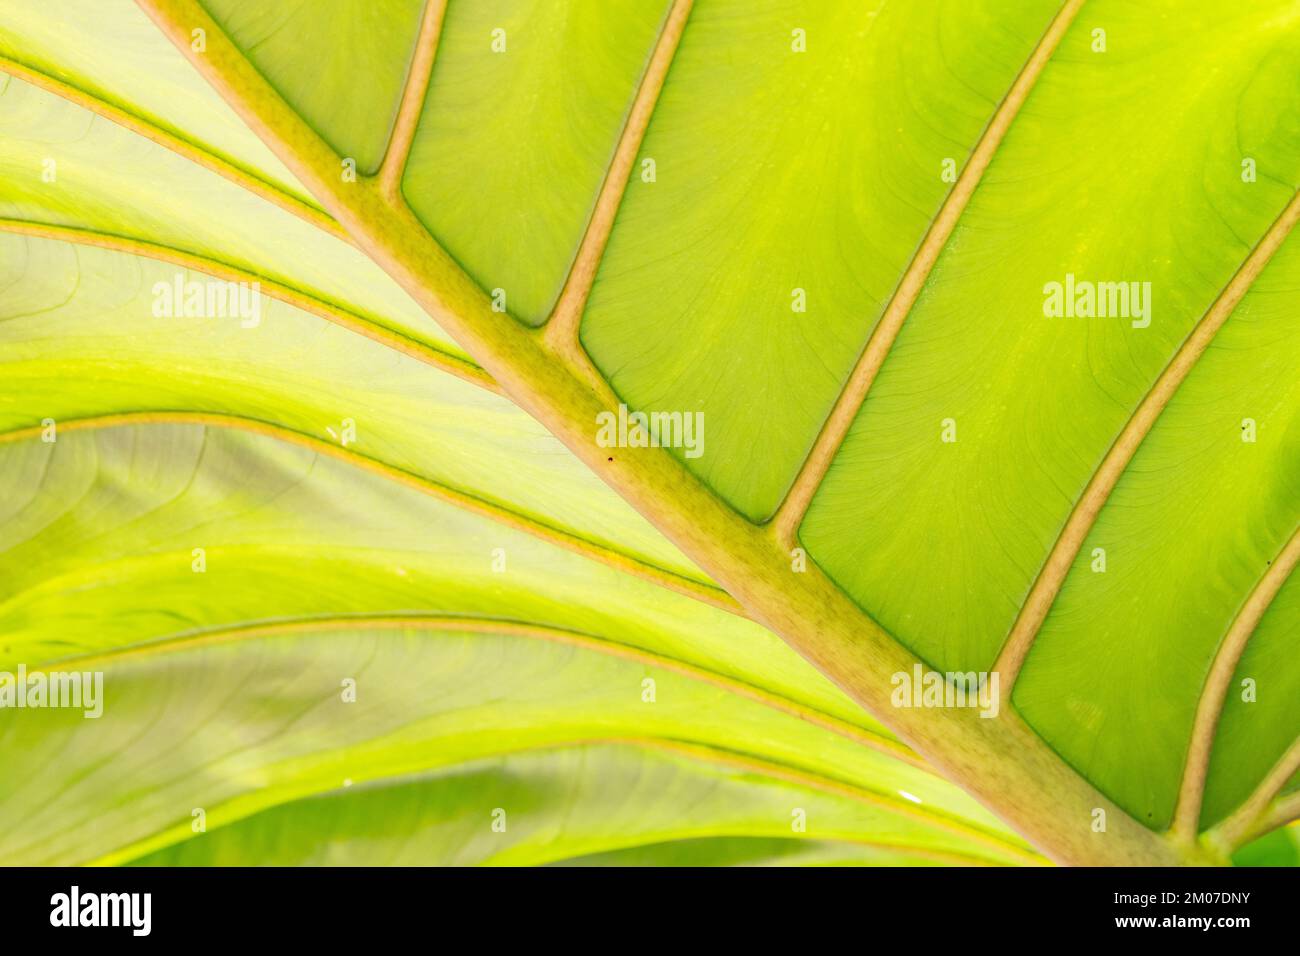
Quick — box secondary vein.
[40,613,914,767]
[1171,526,1300,841]
[0,412,739,615]
[0,54,349,242]
[375,0,448,201]
[90,736,1029,868]
[541,0,695,383]
[1206,713,1300,852]
[769,0,1087,548]
[993,187,1300,696]
[0,217,495,392]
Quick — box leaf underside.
[0,0,1295,866]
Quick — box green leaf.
[0,231,708,590]
[126,744,1019,867]
[404,0,675,326]
[581,0,1063,520]
[0,424,1031,866]
[0,0,1296,866]
[1231,824,1300,868]
[201,0,429,175]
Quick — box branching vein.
[0,54,349,242]
[542,0,694,375]
[1172,527,1300,841]
[48,613,914,768]
[0,217,494,392]
[376,0,448,200]
[770,0,1087,548]
[0,412,739,615]
[994,189,1300,696]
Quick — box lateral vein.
[631,738,1046,865]
[90,735,1026,868]
[1171,527,1300,841]
[129,0,1204,865]
[770,0,1087,548]
[43,613,915,768]
[541,0,694,375]
[0,412,740,616]
[375,0,448,201]
[0,217,495,393]
[1210,735,1300,851]
[0,54,349,242]
[993,187,1300,695]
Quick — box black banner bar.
[0,866,1293,943]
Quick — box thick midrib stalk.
[0,412,738,615]
[993,186,1300,695]
[1171,526,1300,843]
[85,736,1036,868]
[135,0,1215,865]
[769,0,1087,547]
[0,217,494,392]
[0,55,348,242]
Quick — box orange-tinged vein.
[130,0,1206,866]
[1172,527,1300,841]
[541,0,694,379]
[994,188,1300,695]
[0,217,496,393]
[770,0,1087,548]
[0,54,349,242]
[0,412,739,615]
[631,738,1045,865]
[89,736,1030,868]
[43,613,916,768]
[1258,789,1300,837]
[377,0,447,201]
[1210,735,1300,852]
